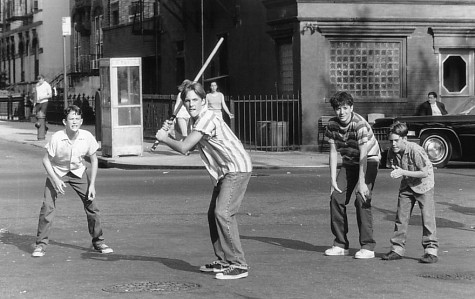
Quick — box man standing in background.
[34,75,52,138]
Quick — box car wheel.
[421,133,452,168]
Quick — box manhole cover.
[418,272,475,281]
[103,281,201,293]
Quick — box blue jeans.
[35,171,105,248]
[208,172,251,268]
[390,187,438,256]
[330,160,378,250]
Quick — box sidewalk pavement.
[0,120,331,169]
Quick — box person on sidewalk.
[33,74,52,130]
[156,81,252,280]
[206,81,234,120]
[32,105,113,257]
[324,91,380,259]
[382,122,439,263]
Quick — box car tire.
[421,133,452,168]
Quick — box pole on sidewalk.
[62,17,71,109]
[63,35,68,108]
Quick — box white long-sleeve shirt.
[36,81,52,104]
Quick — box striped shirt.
[324,112,380,165]
[193,110,252,185]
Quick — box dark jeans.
[35,101,48,118]
[35,171,105,248]
[208,172,251,267]
[330,160,379,250]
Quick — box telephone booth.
[99,57,143,157]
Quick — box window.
[439,51,470,97]
[443,56,466,93]
[329,40,402,98]
[277,42,293,95]
[73,22,81,72]
[94,15,103,60]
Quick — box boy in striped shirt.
[324,91,381,259]
[155,81,252,280]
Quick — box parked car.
[372,102,475,168]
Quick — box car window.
[458,104,475,115]
[449,98,475,115]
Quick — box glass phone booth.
[99,57,143,157]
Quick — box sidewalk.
[0,120,330,169]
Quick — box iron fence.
[2,92,303,152]
[142,94,175,139]
[230,94,301,151]
[0,95,26,120]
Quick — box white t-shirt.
[430,103,442,116]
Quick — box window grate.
[329,41,401,97]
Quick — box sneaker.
[200,261,229,273]
[324,246,349,256]
[354,249,375,259]
[93,243,114,254]
[32,246,45,257]
[419,253,438,264]
[215,265,248,280]
[381,251,402,261]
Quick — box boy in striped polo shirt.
[155,81,252,280]
[324,91,381,259]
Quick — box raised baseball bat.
[151,37,225,151]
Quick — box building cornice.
[314,24,416,36]
[264,0,475,6]
[298,17,475,26]
[431,26,475,53]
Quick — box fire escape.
[130,0,160,37]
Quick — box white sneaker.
[354,249,375,259]
[31,246,45,257]
[324,246,349,256]
[93,243,114,254]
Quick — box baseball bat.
[151,37,225,151]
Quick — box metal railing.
[230,94,301,151]
[142,94,174,139]
[1,92,303,152]
[0,95,26,120]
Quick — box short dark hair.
[64,105,82,118]
[389,121,408,137]
[180,81,206,102]
[329,91,354,109]
[428,91,437,98]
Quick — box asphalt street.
[1,138,475,298]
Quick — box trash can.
[272,121,289,148]
[256,121,288,150]
[256,121,271,149]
